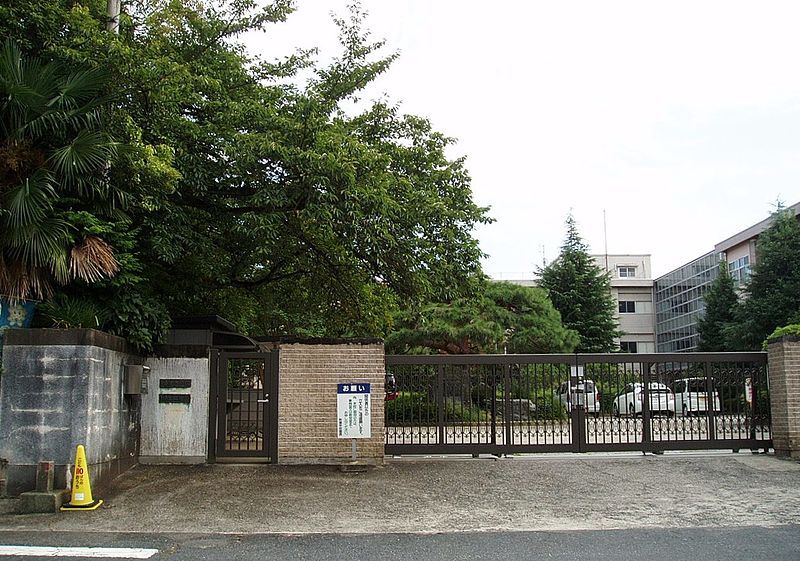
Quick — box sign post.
[337,383,371,462]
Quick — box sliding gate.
[384,353,771,455]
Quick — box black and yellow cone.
[61,445,103,511]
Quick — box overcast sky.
[245,1,800,278]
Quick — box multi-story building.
[494,256,657,353]
[654,201,800,352]
[592,254,656,353]
[653,251,718,352]
[495,203,799,353]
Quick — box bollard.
[36,461,55,493]
[18,460,70,513]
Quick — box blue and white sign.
[337,383,371,439]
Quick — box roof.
[715,201,800,253]
[171,315,238,332]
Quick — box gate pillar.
[767,336,800,459]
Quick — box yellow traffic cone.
[60,445,103,511]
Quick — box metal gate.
[211,351,279,461]
[385,353,771,455]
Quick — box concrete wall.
[276,343,385,464]
[139,355,210,464]
[767,336,800,459]
[0,329,139,496]
[618,311,656,335]
[593,255,657,354]
[724,242,751,264]
[592,254,653,279]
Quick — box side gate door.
[211,351,279,462]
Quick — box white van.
[556,379,601,417]
[612,382,675,417]
[672,378,721,416]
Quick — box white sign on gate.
[337,383,371,438]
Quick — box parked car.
[612,382,675,417]
[671,377,721,416]
[556,379,601,417]
[385,372,398,401]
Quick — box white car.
[672,378,721,416]
[612,382,675,417]
[556,379,601,417]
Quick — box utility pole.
[107,0,121,34]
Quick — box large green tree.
[538,215,620,352]
[386,281,579,354]
[696,260,738,351]
[1,0,490,344]
[727,207,800,350]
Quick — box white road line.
[0,545,158,558]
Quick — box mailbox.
[124,364,150,395]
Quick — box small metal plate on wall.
[158,394,191,404]
[159,379,192,389]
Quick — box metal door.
[213,351,278,461]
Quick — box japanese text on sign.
[337,383,371,439]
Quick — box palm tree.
[0,40,121,300]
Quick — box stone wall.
[0,329,140,496]
[276,343,385,464]
[768,336,800,459]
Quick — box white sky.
[245,1,800,278]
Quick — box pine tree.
[696,261,738,351]
[538,215,620,352]
[385,281,579,354]
[728,207,800,350]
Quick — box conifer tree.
[728,207,800,350]
[386,281,579,354]
[538,215,620,352]
[697,261,738,351]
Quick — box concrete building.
[654,202,800,352]
[492,256,657,353]
[592,254,656,353]
[496,202,799,353]
[653,251,718,352]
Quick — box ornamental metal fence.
[384,353,770,455]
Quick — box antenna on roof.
[603,209,609,271]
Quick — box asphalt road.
[0,526,798,560]
[1,452,798,561]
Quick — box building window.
[618,301,636,314]
[728,255,751,286]
[617,266,636,278]
[620,341,638,353]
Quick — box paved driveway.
[0,452,798,535]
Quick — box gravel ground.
[0,452,798,535]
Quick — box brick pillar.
[277,342,385,465]
[767,336,800,459]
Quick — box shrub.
[38,295,108,329]
[386,392,492,424]
[764,323,800,349]
[385,392,438,424]
[532,392,568,421]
